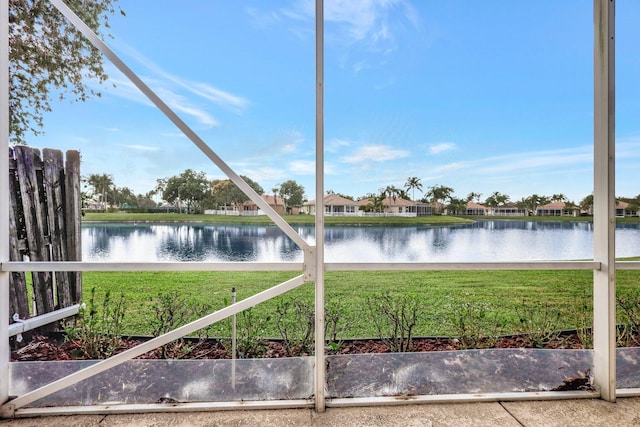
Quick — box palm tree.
[427,184,454,214]
[466,192,482,203]
[87,173,114,209]
[381,185,401,203]
[404,177,423,201]
[370,194,385,213]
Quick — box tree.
[426,185,454,214]
[551,193,567,202]
[446,197,467,216]
[580,194,594,214]
[210,176,264,210]
[112,186,136,207]
[466,192,482,203]
[518,194,550,215]
[278,180,305,214]
[10,0,124,142]
[162,169,210,214]
[136,193,157,209]
[86,173,114,209]
[361,194,385,213]
[484,191,510,208]
[381,185,401,203]
[404,177,423,201]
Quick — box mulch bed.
[10,333,587,362]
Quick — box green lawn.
[83,212,472,225]
[79,269,640,339]
[83,212,640,225]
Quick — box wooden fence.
[8,146,82,327]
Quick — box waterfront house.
[302,194,359,216]
[466,201,488,215]
[536,201,580,217]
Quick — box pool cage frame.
[1,0,639,418]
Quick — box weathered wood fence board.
[64,150,82,303]
[8,146,82,327]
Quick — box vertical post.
[0,0,10,406]
[231,287,236,390]
[314,0,326,413]
[593,0,616,402]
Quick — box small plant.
[617,291,640,347]
[447,299,503,349]
[515,299,562,348]
[275,297,315,356]
[64,287,126,359]
[366,292,420,352]
[570,292,593,349]
[145,291,225,359]
[324,298,351,353]
[227,308,269,358]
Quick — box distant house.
[241,194,286,216]
[302,194,359,216]
[536,201,579,217]
[616,201,637,217]
[356,197,426,216]
[466,201,488,216]
[491,202,526,216]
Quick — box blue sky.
[30,0,640,204]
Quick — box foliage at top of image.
[9,0,124,143]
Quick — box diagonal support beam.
[4,274,306,411]
[47,0,309,252]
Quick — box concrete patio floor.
[2,397,640,426]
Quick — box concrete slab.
[315,403,521,427]
[502,397,640,427]
[2,399,640,427]
[0,404,518,427]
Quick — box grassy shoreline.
[82,212,640,225]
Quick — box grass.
[77,269,640,339]
[83,212,640,225]
[83,212,472,225]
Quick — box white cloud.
[280,0,419,51]
[475,146,592,175]
[278,129,305,153]
[155,88,219,127]
[429,142,457,154]
[99,43,248,126]
[326,138,352,153]
[340,144,410,164]
[124,144,160,152]
[289,160,316,174]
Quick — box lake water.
[82,220,640,263]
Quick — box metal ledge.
[326,390,599,407]
[8,305,81,337]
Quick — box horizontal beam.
[11,399,314,418]
[615,261,640,270]
[326,390,599,407]
[325,261,601,271]
[8,304,80,337]
[1,261,604,273]
[1,261,303,272]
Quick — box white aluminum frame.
[1,0,637,418]
[0,0,9,408]
[593,0,616,402]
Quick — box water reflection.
[82,220,640,263]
